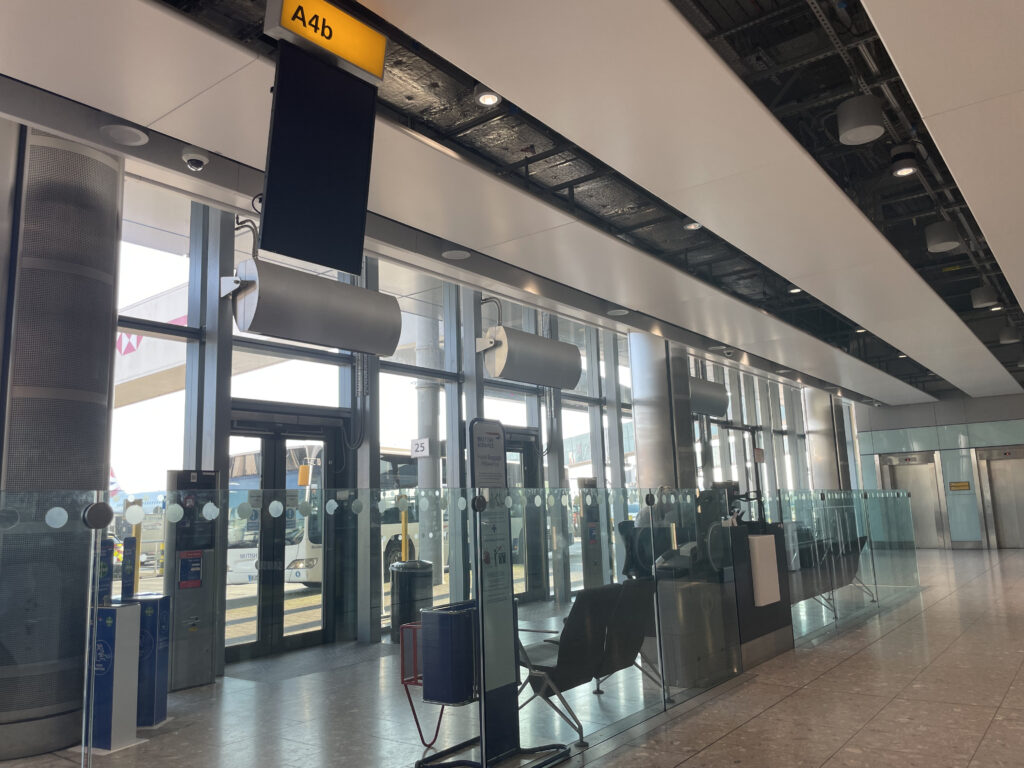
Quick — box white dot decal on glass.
[45,506,68,529]
[534,495,542,508]
[585,494,593,506]
[398,496,409,512]
[428,531,434,539]
[505,496,513,508]
[548,495,557,508]
[202,502,219,521]
[561,495,569,508]
[457,496,467,511]
[326,500,339,515]
[125,506,145,526]
[298,501,312,516]
[351,499,363,514]
[166,504,184,524]
[268,500,284,518]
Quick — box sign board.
[753,447,765,464]
[410,437,431,459]
[949,481,971,491]
[264,0,386,83]
[177,551,203,589]
[469,419,508,488]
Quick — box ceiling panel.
[861,1,1024,119]
[150,57,275,169]
[361,0,1019,399]
[0,0,256,127]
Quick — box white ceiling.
[862,1,1024,350]
[0,0,958,404]
[358,0,1020,400]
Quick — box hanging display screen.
[260,41,377,275]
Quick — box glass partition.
[62,484,920,768]
[781,489,920,643]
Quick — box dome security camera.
[182,146,210,172]
[723,349,734,358]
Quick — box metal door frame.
[504,426,548,601]
[224,403,350,662]
[878,451,950,549]
[976,445,1024,549]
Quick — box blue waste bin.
[420,601,477,705]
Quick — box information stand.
[418,419,568,768]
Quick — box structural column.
[0,127,122,759]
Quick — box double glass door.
[225,428,336,660]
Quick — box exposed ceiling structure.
[665,0,1024,397]
[860,0,1024,388]
[1,0,1006,405]
[341,0,1020,401]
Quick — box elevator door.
[989,458,1024,548]
[890,463,944,549]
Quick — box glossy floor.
[564,549,1024,768]
[6,550,1021,768]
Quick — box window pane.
[378,260,445,367]
[231,349,342,407]
[119,178,191,323]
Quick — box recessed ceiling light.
[991,305,1004,312]
[441,249,471,260]
[788,285,802,294]
[898,353,907,359]
[776,368,791,374]
[99,123,149,147]
[473,83,501,107]
[855,328,866,333]
[606,308,629,317]
[683,220,702,231]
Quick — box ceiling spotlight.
[971,284,998,309]
[606,308,629,317]
[683,220,702,231]
[999,325,1022,345]
[473,83,501,107]
[99,123,149,147]
[788,285,802,294]
[837,94,885,145]
[855,328,866,334]
[889,144,918,177]
[991,305,1004,312]
[441,249,471,260]
[925,220,961,253]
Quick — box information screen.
[260,41,377,275]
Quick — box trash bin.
[421,601,477,705]
[390,559,433,641]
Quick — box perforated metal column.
[0,131,121,759]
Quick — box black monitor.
[260,41,377,275]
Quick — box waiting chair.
[517,583,621,747]
[592,577,660,693]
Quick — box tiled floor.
[561,550,1024,768]
[7,550,1023,768]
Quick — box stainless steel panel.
[988,458,1024,548]
[803,388,840,489]
[890,462,943,548]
